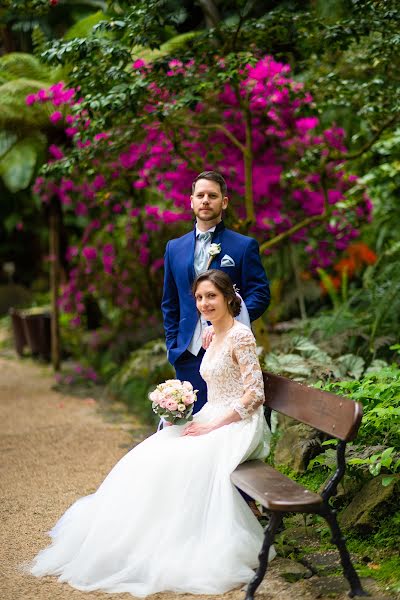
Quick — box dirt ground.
[0,354,396,600]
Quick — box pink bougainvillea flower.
[295,117,319,133]
[37,89,48,101]
[49,144,64,160]
[75,202,88,216]
[26,94,36,106]
[65,127,78,137]
[102,243,114,255]
[82,246,97,260]
[94,132,109,141]
[50,111,63,124]
[102,254,114,274]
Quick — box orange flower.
[347,242,377,266]
[334,257,356,278]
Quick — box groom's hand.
[202,325,215,349]
[182,421,215,436]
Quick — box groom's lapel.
[208,220,225,268]
[187,227,197,285]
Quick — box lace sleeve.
[230,328,265,420]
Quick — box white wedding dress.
[29,322,274,596]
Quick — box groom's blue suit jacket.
[162,221,270,366]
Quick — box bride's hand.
[182,421,215,436]
[202,325,215,349]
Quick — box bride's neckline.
[209,320,240,350]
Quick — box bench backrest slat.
[263,372,363,441]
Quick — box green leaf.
[0,130,18,159]
[0,134,45,192]
[317,267,339,309]
[380,447,395,460]
[321,438,338,446]
[337,354,365,379]
[365,359,389,375]
[369,462,382,476]
[382,476,395,487]
[265,353,311,377]
[4,213,21,232]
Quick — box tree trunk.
[198,0,220,28]
[289,245,307,320]
[49,202,61,371]
[243,101,255,227]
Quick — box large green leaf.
[337,354,365,380]
[133,31,200,62]
[0,130,18,159]
[0,134,46,192]
[63,10,108,41]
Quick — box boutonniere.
[206,243,221,269]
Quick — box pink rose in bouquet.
[149,379,197,424]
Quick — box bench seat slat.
[232,460,322,512]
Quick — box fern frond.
[32,26,48,58]
[0,69,14,85]
[159,31,200,54]
[0,78,54,130]
[0,52,52,81]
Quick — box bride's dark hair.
[192,270,241,317]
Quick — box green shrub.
[107,339,174,424]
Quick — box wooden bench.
[231,371,368,599]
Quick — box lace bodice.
[200,322,265,419]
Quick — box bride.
[29,269,274,596]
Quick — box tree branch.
[163,123,203,172]
[332,114,399,162]
[197,0,220,29]
[230,1,254,51]
[259,165,335,253]
[174,118,247,154]
[259,213,327,253]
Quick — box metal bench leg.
[245,512,283,600]
[321,507,368,597]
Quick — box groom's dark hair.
[191,171,227,197]
[192,270,241,317]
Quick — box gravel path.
[0,355,395,600]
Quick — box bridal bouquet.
[149,379,197,424]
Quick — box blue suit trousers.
[174,349,207,414]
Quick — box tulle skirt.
[29,404,274,596]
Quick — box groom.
[162,170,270,414]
